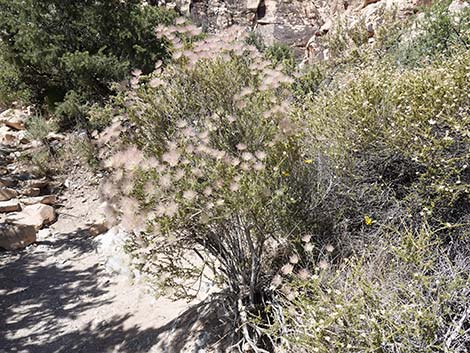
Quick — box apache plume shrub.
[100,23,315,349]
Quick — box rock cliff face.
[158,1,432,54]
[188,0,321,49]
[155,0,470,63]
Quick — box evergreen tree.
[0,0,176,125]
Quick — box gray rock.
[24,178,49,189]
[0,177,16,188]
[0,108,27,130]
[46,132,66,141]
[21,187,41,197]
[88,223,109,237]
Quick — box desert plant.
[303,50,470,230]
[98,25,326,351]
[25,114,59,142]
[270,223,469,352]
[383,0,470,67]
[264,42,296,72]
[0,44,30,108]
[245,31,266,52]
[94,6,470,353]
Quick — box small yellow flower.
[304,159,313,164]
[364,215,374,226]
[282,171,290,177]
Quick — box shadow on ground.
[0,229,228,353]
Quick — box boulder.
[3,132,17,145]
[0,126,29,146]
[247,0,261,11]
[6,204,56,230]
[88,223,109,237]
[46,132,66,141]
[0,188,18,201]
[0,177,16,188]
[21,187,41,197]
[36,228,51,240]
[20,195,57,206]
[85,201,110,236]
[94,227,133,276]
[385,0,433,16]
[449,0,469,17]
[24,178,49,188]
[19,140,43,151]
[362,0,381,8]
[0,199,21,213]
[0,223,37,250]
[0,108,27,130]
[0,125,13,144]
[363,1,386,35]
[319,18,333,34]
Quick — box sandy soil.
[0,171,224,353]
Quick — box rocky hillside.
[0,108,107,251]
[157,0,455,59]
[1,108,58,250]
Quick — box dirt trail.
[1,108,225,353]
[0,179,207,353]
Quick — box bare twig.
[445,305,470,349]
[238,298,270,353]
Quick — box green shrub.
[0,0,177,126]
[0,44,30,107]
[326,17,370,61]
[383,1,470,67]
[264,42,296,71]
[99,26,322,349]
[245,33,297,73]
[304,51,470,228]
[59,134,100,170]
[25,114,59,142]
[271,224,469,352]
[292,65,329,100]
[245,31,266,52]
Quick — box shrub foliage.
[0,0,176,125]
